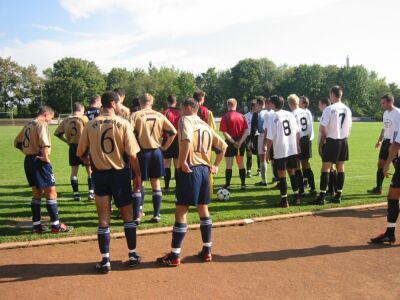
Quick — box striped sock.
[31,198,42,228]
[97,227,110,263]
[152,190,162,217]
[124,221,137,251]
[171,222,187,258]
[200,217,212,254]
[46,199,60,229]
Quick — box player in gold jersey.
[54,102,93,201]
[157,98,227,267]
[114,88,131,119]
[129,93,177,223]
[77,91,142,274]
[14,106,73,234]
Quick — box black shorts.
[24,155,56,189]
[274,155,298,171]
[225,140,246,157]
[138,148,165,180]
[162,137,179,159]
[175,165,210,206]
[379,139,392,161]
[92,168,133,208]
[299,136,312,160]
[322,138,349,163]
[69,143,83,166]
[390,159,400,188]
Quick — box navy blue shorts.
[24,155,56,189]
[69,143,83,166]
[92,168,133,208]
[138,148,165,180]
[175,165,210,206]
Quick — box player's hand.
[233,141,240,149]
[210,165,219,174]
[37,156,50,164]
[375,141,382,150]
[181,162,192,173]
[383,163,391,178]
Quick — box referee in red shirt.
[220,98,250,191]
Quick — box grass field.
[0,122,387,243]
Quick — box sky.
[0,0,399,83]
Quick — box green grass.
[0,122,386,243]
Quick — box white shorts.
[258,134,266,154]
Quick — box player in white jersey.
[371,94,400,245]
[287,95,316,200]
[244,100,258,177]
[315,86,352,205]
[266,95,300,208]
[368,94,400,195]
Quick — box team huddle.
[13,85,399,273]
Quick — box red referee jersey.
[162,107,181,130]
[220,110,248,139]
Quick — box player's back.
[384,107,400,140]
[130,108,175,149]
[163,107,180,130]
[292,108,312,138]
[59,115,88,144]
[81,114,137,170]
[267,110,299,159]
[220,110,247,138]
[15,119,51,156]
[321,102,352,139]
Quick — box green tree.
[44,57,106,113]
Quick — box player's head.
[249,100,257,112]
[113,88,126,103]
[380,94,394,110]
[265,98,273,110]
[255,96,266,110]
[330,85,343,103]
[181,98,199,116]
[131,97,141,113]
[287,94,300,111]
[270,95,284,111]
[318,97,331,112]
[37,105,55,122]
[226,98,237,111]
[139,93,154,108]
[300,96,309,109]
[193,90,206,105]
[90,95,101,108]
[167,94,177,107]
[73,102,85,114]
[101,91,119,111]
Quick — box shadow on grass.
[183,243,399,265]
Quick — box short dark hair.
[131,97,140,112]
[73,102,84,112]
[193,90,206,102]
[181,98,199,112]
[270,95,284,110]
[381,94,394,103]
[101,91,119,109]
[330,85,343,99]
[319,97,331,107]
[167,94,177,104]
[255,96,266,106]
[90,95,100,105]
[113,87,126,97]
[37,105,54,116]
[300,96,310,108]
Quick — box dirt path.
[1,207,399,300]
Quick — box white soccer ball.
[217,188,230,201]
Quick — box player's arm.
[265,119,274,163]
[77,126,90,165]
[54,122,68,144]
[161,118,177,151]
[37,146,51,163]
[266,139,273,163]
[14,128,24,151]
[178,117,193,173]
[319,125,327,157]
[375,129,384,150]
[210,131,228,174]
[125,124,142,191]
[208,111,216,130]
[237,127,250,147]
[222,131,235,144]
[129,154,142,191]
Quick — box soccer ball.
[217,188,230,201]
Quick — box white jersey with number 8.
[266,109,299,159]
[320,102,352,140]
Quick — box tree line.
[1,56,399,119]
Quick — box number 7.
[146,118,157,136]
[339,113,345,128]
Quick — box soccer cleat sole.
[95,263,111,274]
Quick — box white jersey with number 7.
[320,102,352,139]
[266,110,299,159]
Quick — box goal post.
[0,111,14,125]
[55,113,71,125]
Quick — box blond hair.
[227,98,237,108]
[287,94,300,106]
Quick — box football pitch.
[0,122,387,243]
